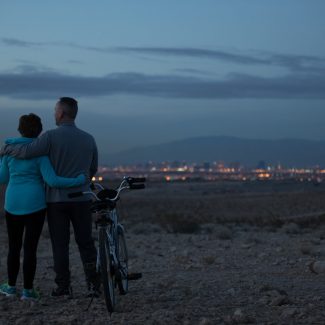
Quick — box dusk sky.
[1,1,325,160]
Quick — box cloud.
[173,68,218,76]
[10,64,60,74]
[0,70,325,100]
[3,37,325,72]
[116,47,325,73]
[116,47,269,65]
[2,38,43,47]
[261,52,325,73]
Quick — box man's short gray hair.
[58,97,78,119]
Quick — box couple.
[0,97,100,300]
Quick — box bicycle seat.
[97,189,119,201]
[91,200,116,212]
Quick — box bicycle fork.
[96,227,119,277]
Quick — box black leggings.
[5,209,46,289]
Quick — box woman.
[0,113,86,301]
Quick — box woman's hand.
[76,173,87,184]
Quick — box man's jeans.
[47,201,99,288]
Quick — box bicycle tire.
[116,225,128,295]
[99,228,115,313]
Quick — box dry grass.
[157,213,201,234]
[201,255,216,265]
[117,181,325,228]
[1,181,325,229]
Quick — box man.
[1,97,100,297]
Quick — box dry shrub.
[300,243,314,255]
[158,213,201,234]
[215,225,233,240]
[202,255,216,265]
[286,213,325,228]
[281,222,301,234]
[174,255,191,264]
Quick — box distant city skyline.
[95,159,325,184]
[1,1,325,157]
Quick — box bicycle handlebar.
[129,183,145,189]
[68,176,146,202]
[127,177,146,184]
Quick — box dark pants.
[47,202,98,288]
[5,209,46,289]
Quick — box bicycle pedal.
[127,272,142,280]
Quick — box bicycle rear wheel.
[116,225,128,295]
[99,228,115,313]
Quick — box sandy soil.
[1,181,325,324]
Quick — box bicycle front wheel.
[99,228,115,313]
[116,225,128,295]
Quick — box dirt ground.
[1,181,325,324]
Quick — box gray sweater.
[2,122,98,202]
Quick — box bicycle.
[68,176,145,313]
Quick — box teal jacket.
[0,137,86,215]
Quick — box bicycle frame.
[68,176,145,313]
[95,209,124,277]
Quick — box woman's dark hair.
[18,113,43,138]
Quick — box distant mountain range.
[102,136,325,167]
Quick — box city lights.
[92,161,325,184]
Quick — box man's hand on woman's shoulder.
[0,144,10,157]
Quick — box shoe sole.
[51,293,73,298]
[51,287,73,298]
[0,292,16,297]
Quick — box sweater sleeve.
[0,156,10,184]
[3,132,51,159]
[38,156,85,188]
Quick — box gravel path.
[1,222,325,324]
